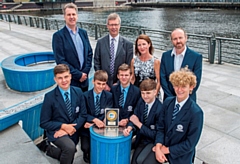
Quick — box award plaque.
[104,127,119,137]
[105,108,119,127]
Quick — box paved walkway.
[0,21,240,164]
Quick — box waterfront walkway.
[0,21,240,164]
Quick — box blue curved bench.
[1,52,56,92]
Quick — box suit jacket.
[155,97,203,164]
[94,34,133,86]
[129,98,163,149]
[80,89,113,137]
[52,26,93,89]
[110,84,141,121]
[40,86,87,145]
[160,47,202,102]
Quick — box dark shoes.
[83,152,90,163]
[36,138,49,152]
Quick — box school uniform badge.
[75,106,79,113]
[100,109,105,114]
[127,106,133,112]
[176,124,184,132]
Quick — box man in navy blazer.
[52,3,93,92]
[40,64,87,164]
[153,68,203,164]
[123,79,163,164]
[160,28,202,102]
[80,70,113,163]
[111,64,141,127]
[94,13,133,90]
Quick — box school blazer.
[40,86,87,145]
[110,84,141,120]
[155,97,203,164]
[80,89,113,137]
[129,98,163,149]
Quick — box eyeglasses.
[108,24,120,27]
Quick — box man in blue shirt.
[52,3,93,92]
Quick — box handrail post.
[13,15,16,24]
[29,17,34,27]
[44,19,49,30]
[54,20,59,30]
[17,15,22,25]
[23,16,27,26]
[95,24,98,40]
[209,34,216,64]
[8,14,12,22]
[218,39,222,64]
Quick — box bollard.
[209,34,216,64]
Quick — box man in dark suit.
[94,13,133,90]
[80,70,113,163]
[153,68,203,164]
[123,79,163,164]
[52,3,93,92]
[40,64,87,164]
[160,28,202,102]
[111,63,141,127]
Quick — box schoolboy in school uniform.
[80,70,113,163]
[111,63,141,127]
[123,79,163,164]
[153,67,204,164]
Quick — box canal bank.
[0,20,240,164]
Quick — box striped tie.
[110,38,115,76]
[143,104,148,124]
[95,95,100,116]
[172,104,180,121]
[64,92,72,118]
[119,89,125,108]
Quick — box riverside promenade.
[0,20,240,164]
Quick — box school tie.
[119,89,125,108]
[172,104,180,121]
[110,38,115,76]
[143,104,148,124]
[64,92,72,118]
[95,95,100,116]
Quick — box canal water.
[15,7,240,38]
[35,7,240,38]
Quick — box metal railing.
[1,13,240,65]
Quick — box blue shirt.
[120,84,130,106]
[66,25,84,69]
[58,86,71,102]
[93,90,102,106]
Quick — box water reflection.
[16,7,240,38]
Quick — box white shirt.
[146,99,156,116]
[175,96,189,112]
[171,46,187,71]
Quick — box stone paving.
[0,21,240,164]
